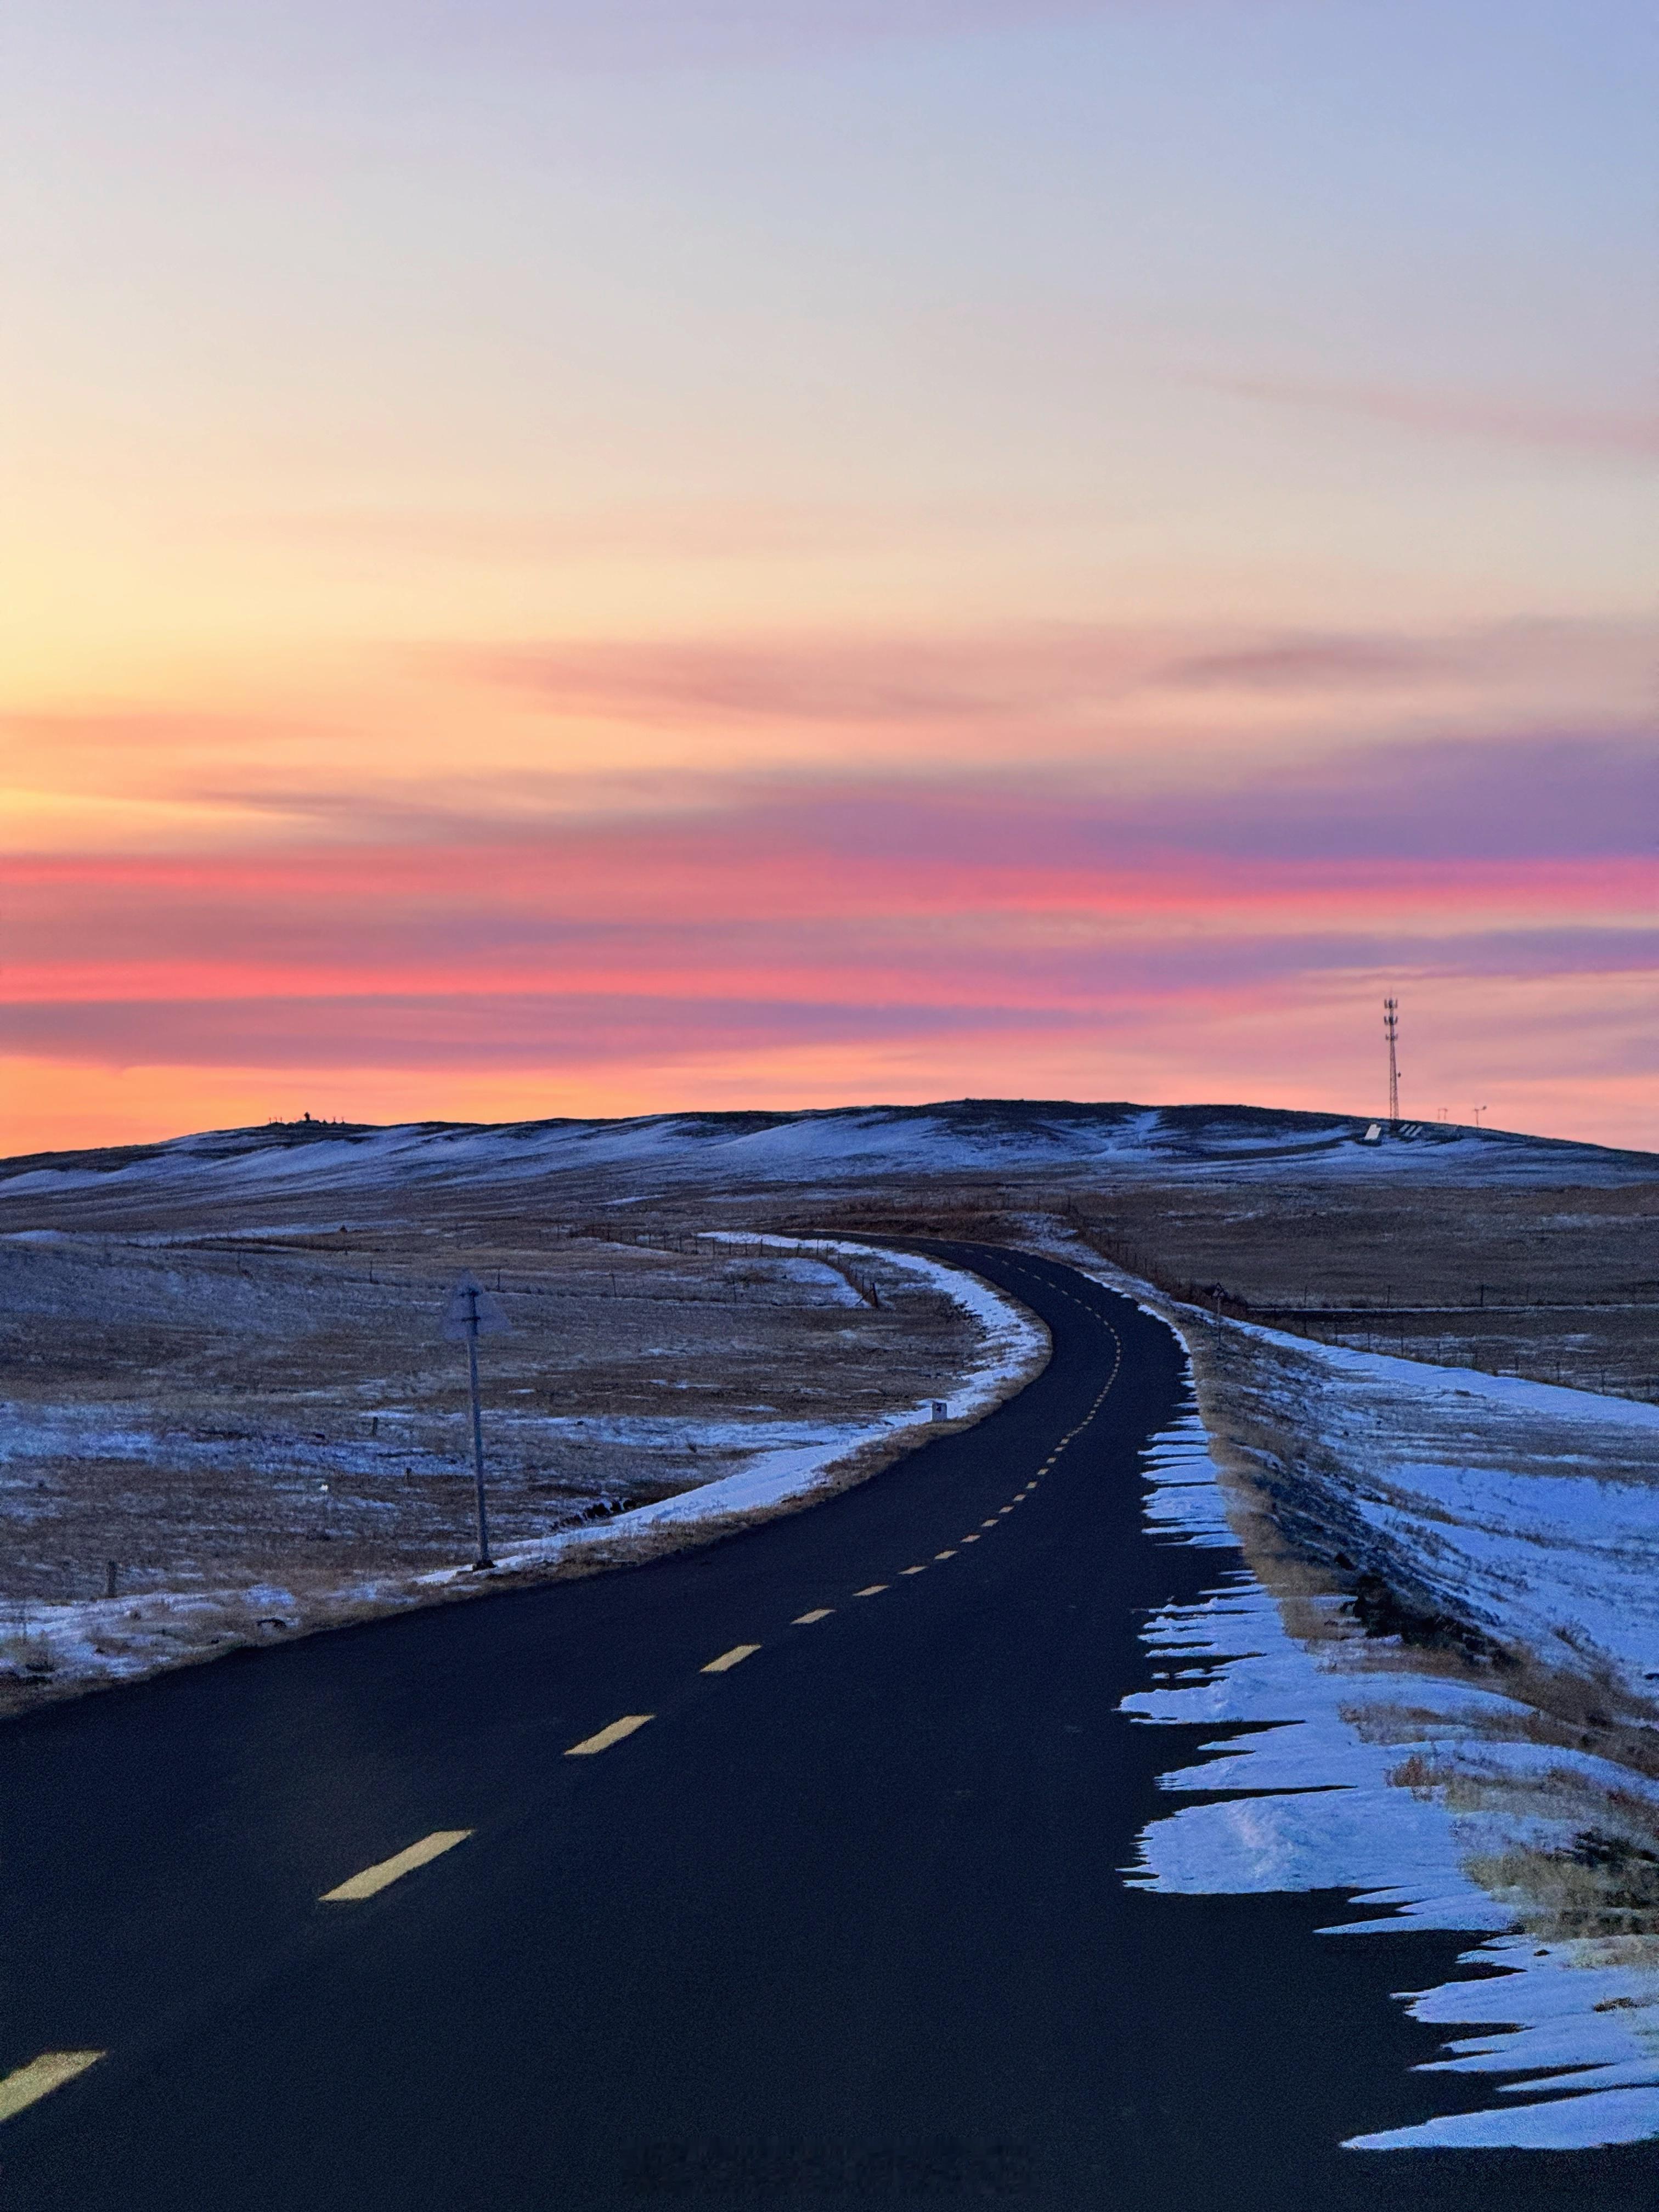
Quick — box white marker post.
[442,1271,511,1569]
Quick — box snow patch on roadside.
[0,1583,304,1689]
[1136,1412,1239,1550]
[1123,1391,1659,2153]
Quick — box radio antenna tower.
[1383,997,1400,1127]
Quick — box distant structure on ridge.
[1383,997,1401,1127]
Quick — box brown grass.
[0,1307,1047,1722]
[0,1227,983,1606]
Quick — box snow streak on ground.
[1123,1405,1659,2152]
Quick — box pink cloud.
[5,721,1652,1149]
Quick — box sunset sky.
[4,1,1654,1155]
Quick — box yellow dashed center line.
[6,1277,1122,2118]
[565,1714,654,1757]
[320,1829,473,1902]
[0,2051,104,2124]
[560,1266,1122,1758]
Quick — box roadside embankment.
[1171,1304,1659,1756]
[1051,1229,1659,2146]
[1120,1389,1659,2153]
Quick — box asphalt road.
[3,1246,1653,2209]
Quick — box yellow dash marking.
[901,1565,928,1576]
[934,1549,957,1560]
[793,1607,834,1624]
[0,2051,105,2123]
[565,1714,654,1757]
[855,1583,889,1596]
[320,1829,473,1902]
[702,1643,761,1674]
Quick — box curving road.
[2,1248,1653,2209]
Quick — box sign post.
[442,1271,511,1570]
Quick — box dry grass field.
[1076,1180,1659,1400]
[0,1222,975,1609]
[796,1174,1659,1402]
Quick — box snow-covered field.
[1120,1374,1659,2151]
[0,1238,1046,1702]
[0,1222,994,1606]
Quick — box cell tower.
[1383,997,1400,1126]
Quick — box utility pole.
[443,1271,511,1570]
[1383,997,1400,1128]
[463,1284,490,1568]
[1473,1104,1487,1130]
